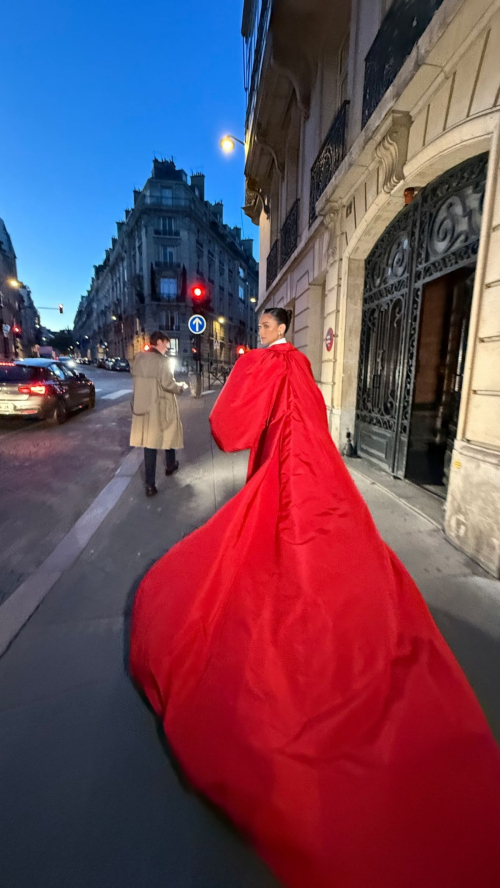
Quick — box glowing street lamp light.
[8,278,21,288]
[220,134,245,154]
[218,316,225,324]
[250,297,257,304]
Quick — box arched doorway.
[355,153,488,496]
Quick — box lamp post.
[220,134,246,154]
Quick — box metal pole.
[195,333,202,398]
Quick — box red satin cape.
[130,343,500,888]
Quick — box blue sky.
[1,0,255,331]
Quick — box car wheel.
[47,399,68,426]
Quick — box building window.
[155,216,177,236]
[168,337,179,355]
[161,187,173,205]
[156,246,176,266]
[239,284,245,302]
[160,277,178,299]
[160,311,179,331]
[239,266,245,280]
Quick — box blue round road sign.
[188,314,207,335]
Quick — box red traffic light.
[236,346,246,356]
[13,326,22,335]
[191,283,206,301]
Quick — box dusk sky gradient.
[1,0,256,331]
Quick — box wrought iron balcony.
[280,200,299,270]
[362,0,445,129]
[244,0,272,133]
[266,239,279,289]
[309,101,349,225]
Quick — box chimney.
[241,238,253,257]
[212,202,223,222]
[133,189,141,206]
[232,226,242,242]
[191,173,205,201]
[116,221,125,237]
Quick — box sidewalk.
[1,392,499,887]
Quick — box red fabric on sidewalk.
[131,343,500,888]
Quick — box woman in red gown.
[130,307,500,888]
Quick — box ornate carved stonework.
[375,112,412,194]
[243,177,269,225]
[320,204,340,266]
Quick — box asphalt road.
[0,367,134,605]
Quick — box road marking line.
[101,389,132,400]
[95,388,103,392]
[0,448,143,657]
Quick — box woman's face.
[259,313,285,346]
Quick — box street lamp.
[220,134,245,154]
[250,297,257,304]
[7,278,21,288]
[218,316,225,324]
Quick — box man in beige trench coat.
[130,331,188,497]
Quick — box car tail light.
[18,384,48,396]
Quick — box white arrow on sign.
[188,315,206,334]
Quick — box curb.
[0,448,143,658]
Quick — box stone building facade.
[0,219,38,359]
[74,160,259,370]
[243,0,500,576]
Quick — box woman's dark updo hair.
[261,306,293,333]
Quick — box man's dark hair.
[150,331,170,347]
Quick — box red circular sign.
[325,328,334,352]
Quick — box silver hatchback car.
[0,359,95,424]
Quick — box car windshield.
[0,365,45,383]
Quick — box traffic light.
[191,283,206,302]
[58,304,64,314]
[13,325,21,336]
[236,345,247,357]
[191,335,201,361]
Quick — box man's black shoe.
[145,484,158,497]
[165,460,179,476]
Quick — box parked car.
[112,358,130,372]
[104,357,117,370]
[96,357,107,368]
[0,359,95,424]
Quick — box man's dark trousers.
[144,448,176,486]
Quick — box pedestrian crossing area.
[101,389,132,401]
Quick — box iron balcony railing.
[309,101,349,225]
[244,0,272,133]
[280,200,300,270]
[266,239,279,289]
[362,0,445,129]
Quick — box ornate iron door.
[356,153,488,476]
